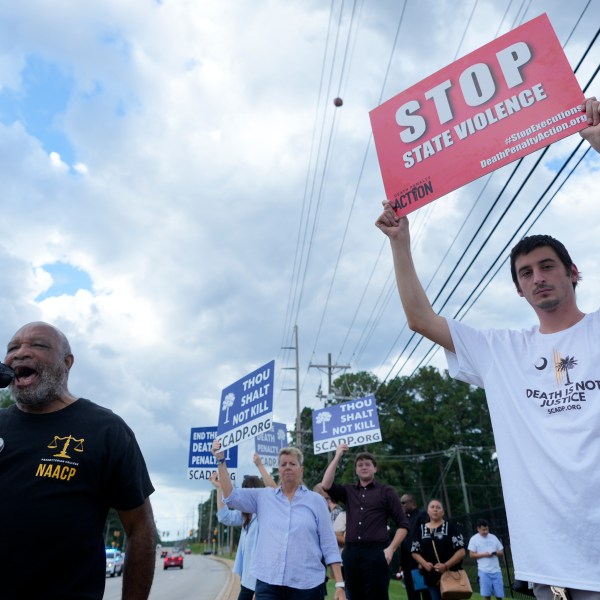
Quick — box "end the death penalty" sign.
[187,426,238,482]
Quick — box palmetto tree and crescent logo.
[555,352,577,385]
[535,350,578,386]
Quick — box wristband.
[335,582,345,588]
[217,458,226,464]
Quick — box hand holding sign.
[211,438,234,499]
[335,443,350,459]
[580,97,600,153]
[374,201,405,239]
[211,439,224,460]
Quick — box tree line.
[197,366,504,547]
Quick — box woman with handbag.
[411,499,468,600]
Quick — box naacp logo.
[35,434,84,482]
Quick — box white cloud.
[0,0,598,539]
[49,151,68,171]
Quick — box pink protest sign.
[369,13,586,217]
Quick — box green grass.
[325,579,486,600]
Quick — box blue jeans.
[255,579,323,600]
[428,585,442,600]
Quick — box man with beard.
[0,322,157,600]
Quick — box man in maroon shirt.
[322,443,409,600]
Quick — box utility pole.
[282,325,301,447]
[207,490,215,549]
[197,503,202,543]
[455,445,471,514]
[309,353,351,402]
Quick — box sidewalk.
[211,556,240,600]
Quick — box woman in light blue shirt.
[211,454,276,600]
[213,443,347,600]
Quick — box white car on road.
[105,548,124,577]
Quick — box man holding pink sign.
[375,98,600,600]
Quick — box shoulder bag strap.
[431,537,442,563]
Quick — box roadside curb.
[210,556,240,600]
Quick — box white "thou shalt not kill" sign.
[217,360,275,451]
[312,394,382,454]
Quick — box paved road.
[103,554,231,600]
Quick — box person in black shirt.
[0,322,156,600]
[399,493,431,600]
[322,443,409,600]
[411,499,466,600]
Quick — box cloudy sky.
[0,0,598,538]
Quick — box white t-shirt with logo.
[445,311,600,591]
[468,532,503,573]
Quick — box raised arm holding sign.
[211,439,347,600]
[374,97,600,596]
[210,454,276,600]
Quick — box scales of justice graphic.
[48,435,85,459]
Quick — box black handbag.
[512,580,535,597]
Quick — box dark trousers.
[238,585,255,600]
[343,543,390,600]
[255,579,323,600]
